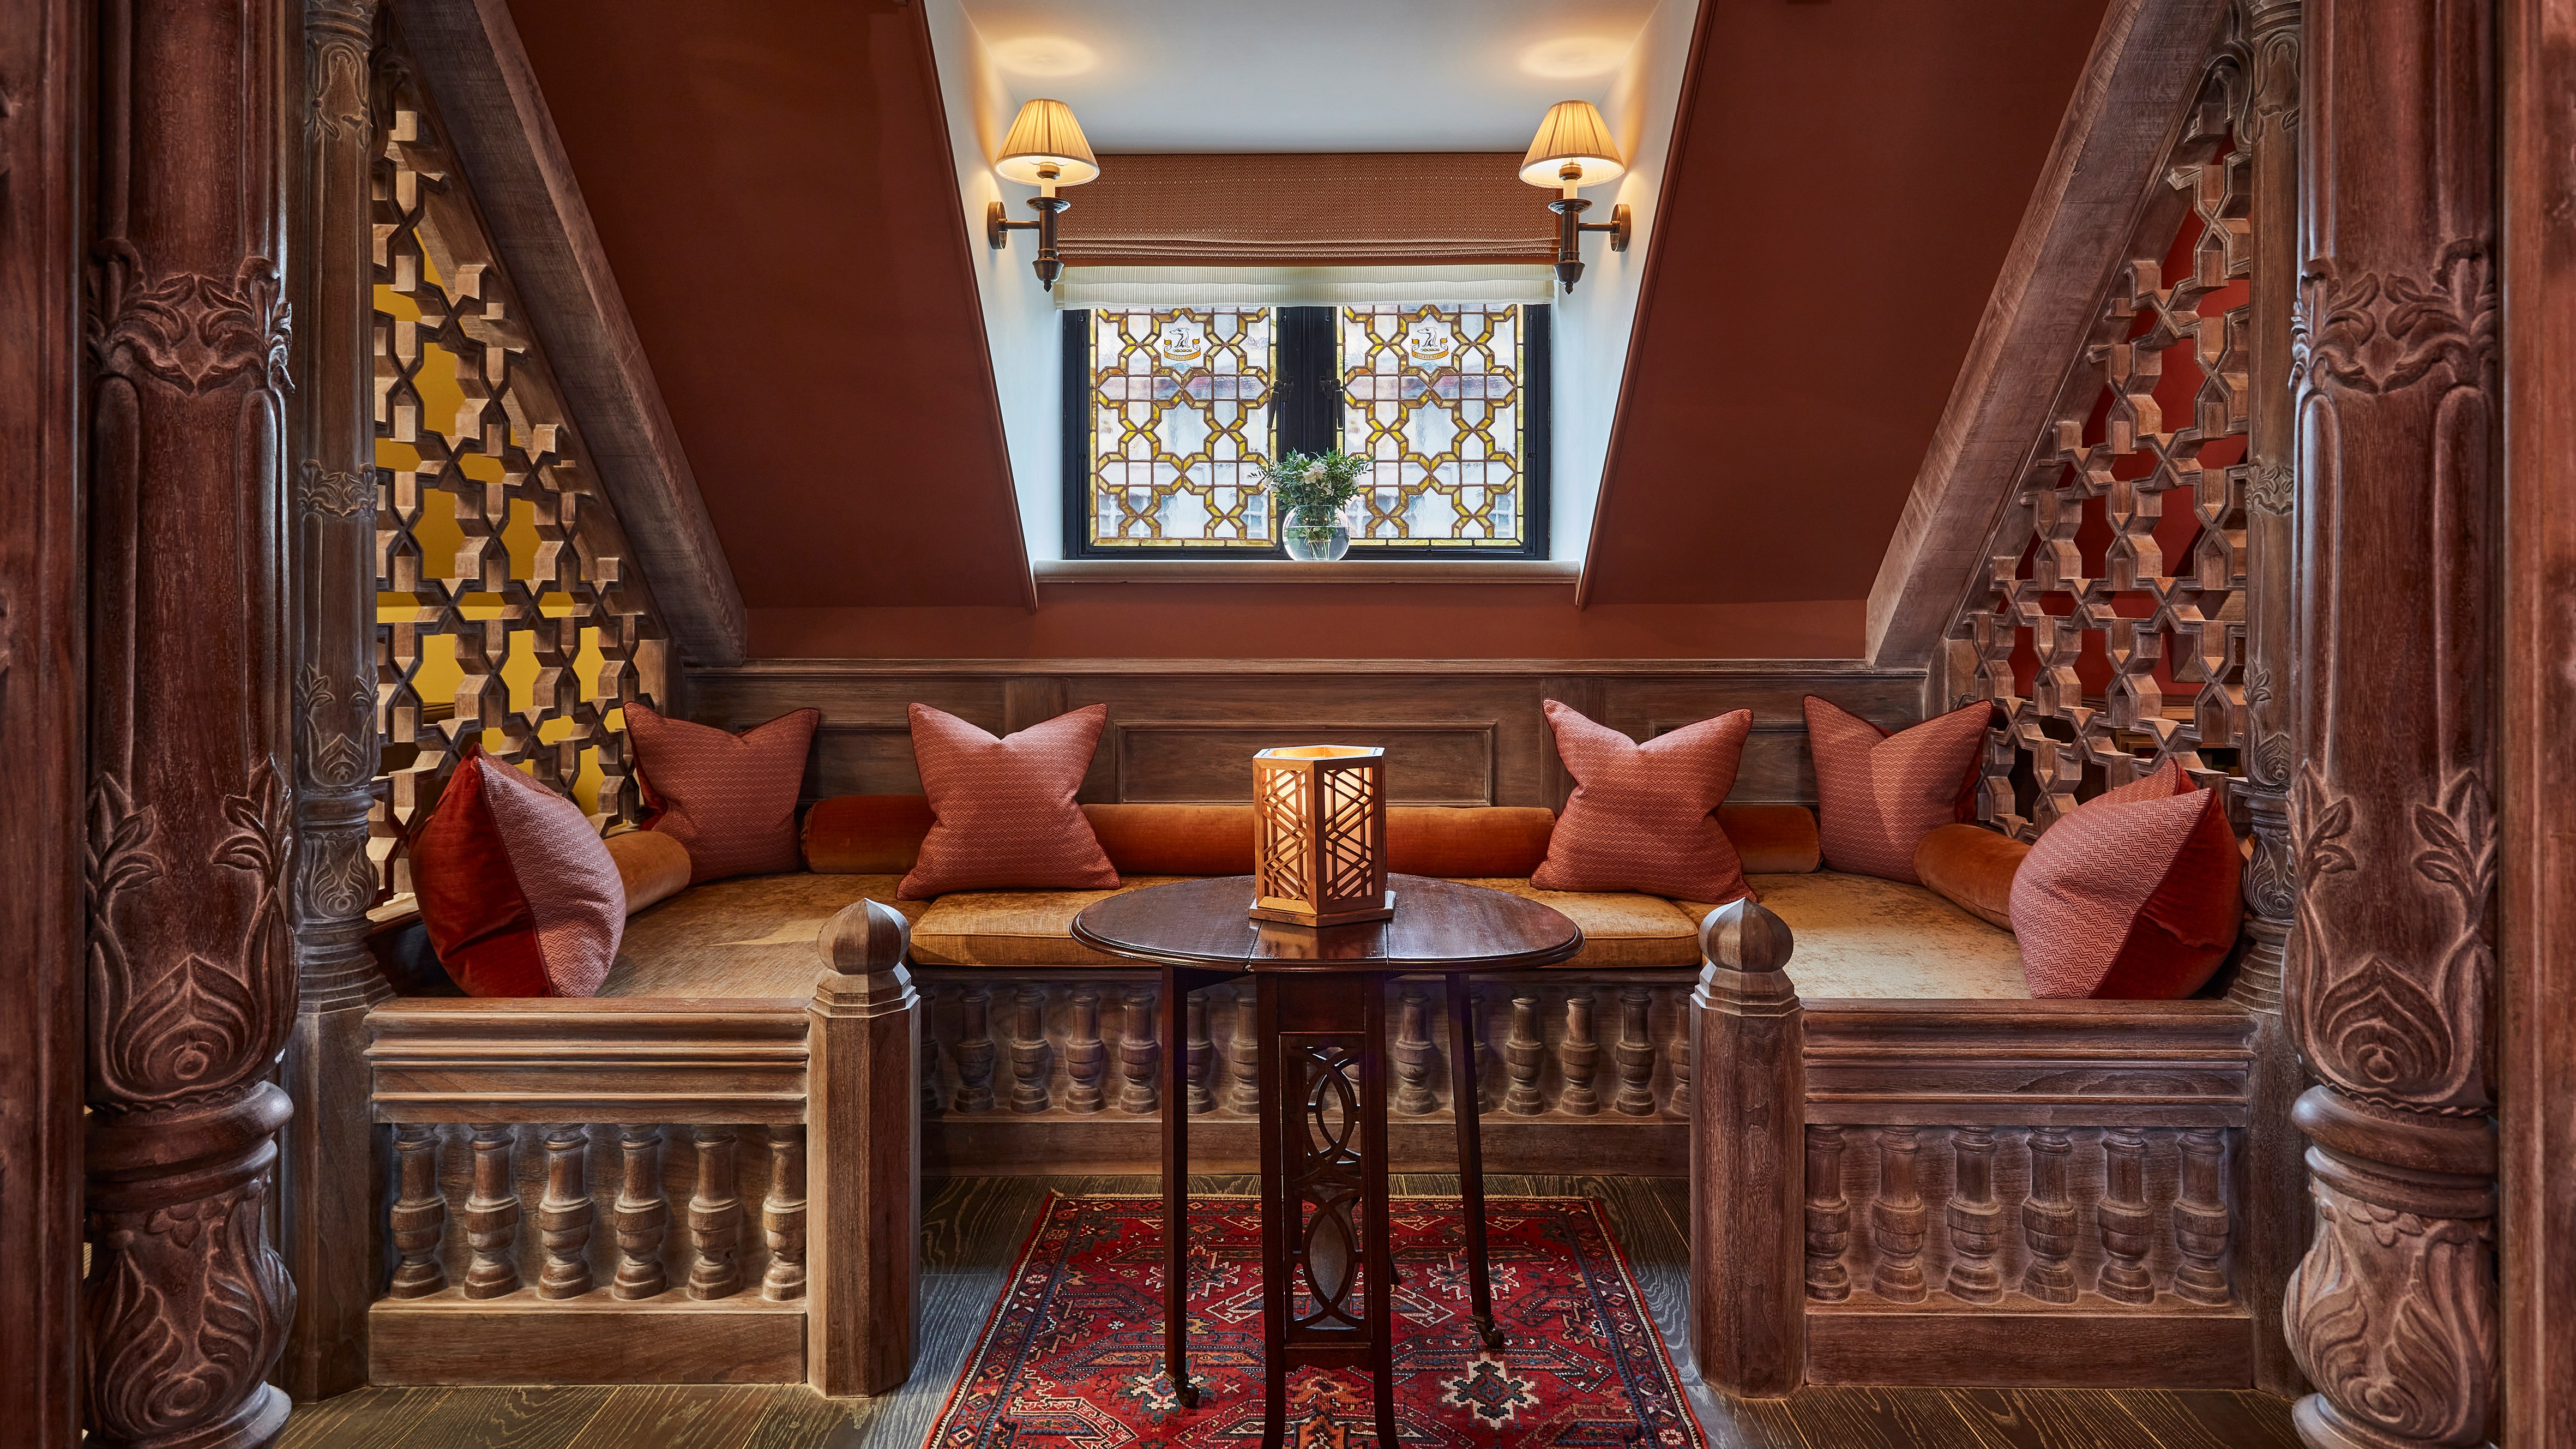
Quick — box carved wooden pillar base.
[82,1086,296,1449]
[808,901,920,1396]
[2286,1090,2496,1449]
[1688,901,1803,1397]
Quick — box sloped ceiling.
[508,0,1032,610]
[1584,0,2109,605]
[510,0,2109,643]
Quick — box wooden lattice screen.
[1951,57,2254,842]
[369,45,669,900]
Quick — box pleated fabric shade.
[996,98,1099,187]
[1054,153,1555,268]
[1519,100,1626,189]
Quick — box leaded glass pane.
[1088,307,1275,548]
[1339,304,1524,547]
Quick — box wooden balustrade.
[908,970,1702,1174]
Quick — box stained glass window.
[1340,304,1526,547]
[1086,308,1275,548]
[1069,303,1545,556]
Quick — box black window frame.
[1062,303,1552,560]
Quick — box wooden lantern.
[1250,745,1395,927]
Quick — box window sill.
[1034,560,1579,586]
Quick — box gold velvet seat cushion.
[910,877,1702,969]
[1717,871,2028,1000]
[600,873,923,998]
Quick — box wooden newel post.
[1688,898,1803,1398]
[807,898,920,1397]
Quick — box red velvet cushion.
[2008,761,2244,999]
[411,745,624,997]
[1805,696,1990,884]
[901,704,1119,898]
[627,702,819,883]
[1531,700,1754,903]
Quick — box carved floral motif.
[296,459,375,521]
[2286,1175,2495,1448]
[89,255,293,395]
[82,1175,294,1447]
[2295,242,2497,398]
[296,663,376,788]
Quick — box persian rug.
[924,1194,1704,1449]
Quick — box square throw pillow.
[2008,760,2244,999]
[1531,700,1755,904]
[901,703,1119,899]
[626,702,820,884]
[411,744,625,997]
[1804,696,1991,884]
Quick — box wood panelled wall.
[685,659,1928,812]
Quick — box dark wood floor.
[278,1174,2304,1449]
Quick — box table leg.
[1256,976,1289,1449]
[1160,966,1199,1408]
[1361,983,1399,1449]
[1445,978,1505,1352]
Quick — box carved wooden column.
[82,0,300,1441]
[808,899,920,1396]
[279,0,389,1401]
[1688,900,1802,1397]
[2284,2,2500,1444]
[2228,0,2313,1398]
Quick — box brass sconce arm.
[988,194,1073,291]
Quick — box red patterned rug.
[924,1194,1704,1449]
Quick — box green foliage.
[1257,449,1370,532]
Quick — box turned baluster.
[1117,987,1159,1114]
[1392,984,1438,1115]
[388,1123,447,1298]
[954,985,998,1113]
[1503,991,1546,1115]
[1225,983,1261,1114]
[687,1125,744,1300]
[1944,1127,2003,1304]
[1559,988,1601,1116]
[1066,986,1107,1114]
[1468,986,1497,1114]
[461,1125,522,1298]
[2097,1127,2155,1304]
[1185,988,1217,1114]
[2173,1127,2232,1306]
[537,1125,595,1298]
[763,1125,808,1302]
[1870,1126,1928,1302]
[2023,1127,2078,1303]
[921,997,943,1115]
[1665,991,1690,1117]
[1803,1125,1850,1301]
[1612,986,1656,1116]
[613,1125,670,1299]
[1010,984,1051,1113]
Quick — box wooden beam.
[1862,0,2230,668]
[394,0,748,666]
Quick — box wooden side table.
[1073,874,1584,1449]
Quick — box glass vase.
[1283,507,1353,562]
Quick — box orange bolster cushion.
[807,795,1827,883]
[604,828,694,915]
[1913,822,2027,931]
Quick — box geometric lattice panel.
[1339,304,1526,546]
[370,55,667,900]
[1954,75,2254,843]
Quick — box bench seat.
[1748,871,2028,1000]
[603,872,919,997]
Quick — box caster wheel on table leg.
[1474,1317,1505,1354]
[1177,1381,1201,1409]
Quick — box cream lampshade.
[995,98,1100,195]
[1519,99,1626,196]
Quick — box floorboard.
[279,1174,2302,1449]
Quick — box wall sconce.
[986,98,1099,291]
[1521,99,1630,292]
[1250,745,1394,927]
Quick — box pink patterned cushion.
[412,744,624,997]
[2009,761,2243,999]
[901,704,1118,899]
[1531,700,1754,904]
[1804,697,1990,884]
[626,703,820,884]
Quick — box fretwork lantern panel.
[369,56,670,901]
[1252,746,1394,928]
[1952,68,2253,843]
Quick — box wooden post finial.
[817,898,910,981]
[1699,897,1795,978]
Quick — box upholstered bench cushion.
[601,873,923,997]
[911,876,1702,969]
[1718,871,2027,1000]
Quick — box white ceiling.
[954,0,1661,152]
